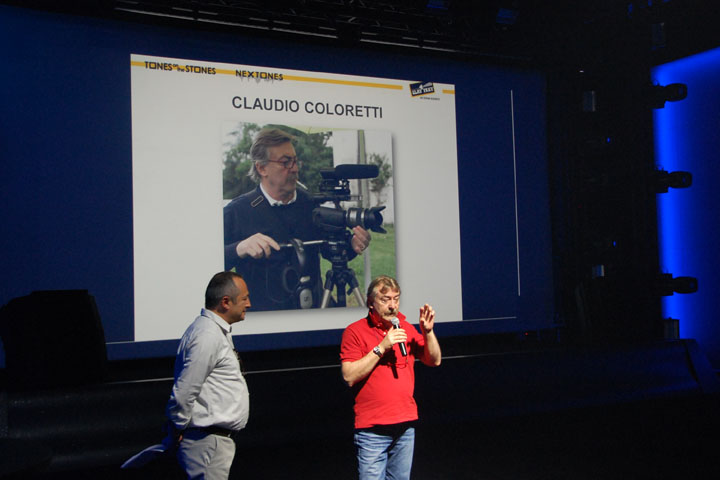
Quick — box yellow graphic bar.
[282,74,403,90]
[132,60,452,94]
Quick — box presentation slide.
[131,55,462,341]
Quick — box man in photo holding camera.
[340,275,442,480]
[223,128,371,311]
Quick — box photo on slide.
[222,122,397,312]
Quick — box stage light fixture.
[662,317,679,339]
[652,22,666,50]
[651,169,692,193]
[657,273,698,296]
[582,90,597,112]
[651,83,687,108]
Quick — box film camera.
[286,164,386,308]
[312,164,386,235]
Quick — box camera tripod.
[281,235,365,308]
[319,233,365,308]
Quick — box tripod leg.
[320,269,336,309]
[350,286,365,306]
[336,282,347,307]
[320,289,333,309]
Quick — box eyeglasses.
[266,155,302,169]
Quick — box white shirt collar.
[200,308,232,334]
[259,182,297,206]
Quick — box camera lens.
[345,206,385,233]
[312,205,386,233]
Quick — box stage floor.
[21,393,719,480]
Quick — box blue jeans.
[354,423,415,480]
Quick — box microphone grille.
[391,317,400,327]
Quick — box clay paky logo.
[410,81,435,97]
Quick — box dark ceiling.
[6,0,720,68]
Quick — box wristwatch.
[372,345,383,357]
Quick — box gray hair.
[247,128,296,183]
[205,271,244,309]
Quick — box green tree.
[368,152,392,206]
[223,123,260,199]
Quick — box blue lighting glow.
[653,46,720,366]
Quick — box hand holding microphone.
[390,317,408,356]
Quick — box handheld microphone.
[390,317,407,357]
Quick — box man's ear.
[255,162,267,178]
[218,295,231,312]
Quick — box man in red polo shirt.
[340,275,442,480]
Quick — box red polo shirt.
[340,311,426,429]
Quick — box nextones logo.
[410,81,435,97]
